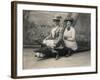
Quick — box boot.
[50,48,60,60]
[55,53,59,60]
[65,49,72,57]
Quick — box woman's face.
[54,21,60,26]
[65,21,72,28]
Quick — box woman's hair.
[64,17,73,24]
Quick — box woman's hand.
[64,37,68,40]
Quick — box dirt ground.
[23,48,91,69]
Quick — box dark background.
[23,10,91,50]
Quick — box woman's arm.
[67,28,76,41]
[54,27,65,45]
[44,33,52,40]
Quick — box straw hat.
[53,15,62,21]
[64,17,73,23]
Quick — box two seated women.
[35,15,78,60]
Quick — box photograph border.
[11,1,98,79]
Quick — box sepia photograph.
[11,1,97,78]
[23,10,91,69]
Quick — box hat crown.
[64,17,73,22]
[53,15,62,21]
[56,15,62,19]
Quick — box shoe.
[65,54,71,57]
[55,54,59,60]
[34,55,37,57]
[65,49,72,57]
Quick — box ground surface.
[23,48,90,69]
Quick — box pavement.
[23,48,90,69]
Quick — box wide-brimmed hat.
[64,17,73,23]
[53,15,62,21]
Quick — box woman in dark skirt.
[34,15,63,60]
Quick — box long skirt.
[63,40,78,51]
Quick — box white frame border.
[16,3,97,77]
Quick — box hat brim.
[53,19,60,21]
[64,20,73,22]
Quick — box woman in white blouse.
[63,17,78,56]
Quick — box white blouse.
[63,26,78,51]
